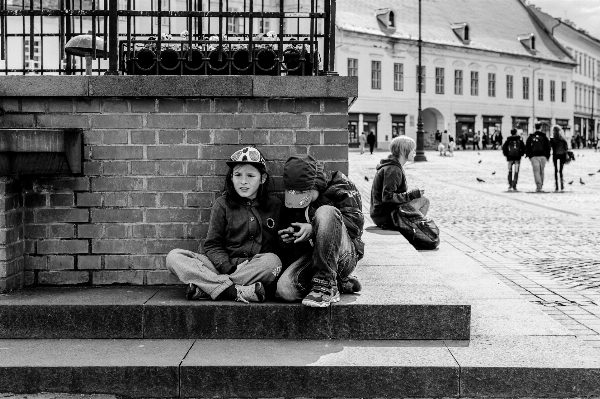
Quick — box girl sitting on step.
[166,147,282,303]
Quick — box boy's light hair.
[389,136,416,158]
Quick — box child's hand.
[291,222,312,243]
[278,227,295,244]
[420,189,425,196]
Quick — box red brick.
[36,178,90,192]
[38,240,89,254]
[296,99,321,113]
[0,114,35,128]
[91,209,143,223]
[199,145,241,160]
[187,129,211,144]
[49,224,75,238]
[78,224,102,239]
[24,239,36,254]
[323,98,348,113]
[92,146,143,160]
[103,192,129,207]
[84,161,102,175]
[188,223,209,238]
[147,115,198,129]
[296,130,321,145]
[158,99,184,113]
[323,129,349,144]
[100,255,129,270]
[75,99,101,113]
[92,240,145,254]
[309,145,349,161]
[102,161,129,175]
[201,114,252,129]
[78,255,102,270]
[200,176,224,192]
[92,177,143,191]
[21,98,46,113]
[130,99,156,113]
[24,193,47,207]
[147,177,196,191]
[255,114,307,128]
[270,130,294,145]
[147,146,198,160]
[240,99,267,113]
[309,114,348,129]
[92,270,143,285]
[131,161,156,175]
[102,99,129,113]
[50,193,74,207]
[106,255,163,270]
[105,224,129,238]
[47,98,74,113]
[158,224,186,238]
[158,161,185,176]
[131,130,156,144]
[213,130,239,144]
[147,208,200,223]
[146,270,181,285]
[187,161,214,176]
[240,129,269,145]
[24,224,47,239]
[91,115,143,129]
[268,99,295,113]
[323,161,348,175]
[24,255,46,270]
[38,271,89,285]
[84,130,103,145]
[103,130,128,144]
[214,99,239,113]
[48,255,74,270]
[130,193,156,207]
[132,224,157,238]
[77,193,102,207]
[186,99,211,113]
[159,193,185,207]
[260,145,293,161]
[159,130,185,144]
[147,239,198,254]
[37,114,90,129]
[36,209,89,223]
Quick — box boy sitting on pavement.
[275,154,365,308]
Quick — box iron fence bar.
[28,0,33,61]
[107,0,118,74]
[218,0,223,63]
[21,0,25,74]
[126,0,132,74]
[248,0,252,63]
[40,0,44,74]
[157,0,162,75]
[0,0,5,63]
[0,9,109,16]
[309,0,314,72]
[187,0,192,60]
[92,0,97,60]
[79,0,83,38]
[59,0,64,74]
[103,0,108,59]
[329,0,335,73]
[66,0,72,74]
[278,0,283,75]
[323,0,329,73]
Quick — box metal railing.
[0,0,336,76]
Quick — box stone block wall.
[0,177,24,292]
[0,76,357,292]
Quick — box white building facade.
[337,0,576,149]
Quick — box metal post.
[105,0,119,75]
[414,0,427,161]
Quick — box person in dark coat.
[367,131,376,154]
[550,125,569,191]
[502,128,526,191]
[525,123,551,192]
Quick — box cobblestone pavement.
[349,147,600,347]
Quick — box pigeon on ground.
[492,171,496,175]
[476,178,485,182]
[478,160,482,164]
[478,152,481,155]
[580,178,585,185]
[589,173,595,176]
[568,181,574,185]
[364,176,369,181]
[597,169,600,173]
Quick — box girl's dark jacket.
[203,194,281,274]
[550,137,568,156]
[370,156,422,227]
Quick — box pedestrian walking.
[575,134,582,149]
[496,131,503,149]
[502,128,525,191]
[367,131,376,154]
[482,132,488,150]
[550,125,569,192]
[435,130,442,145]
[358,132,367,154]
[525,123,551,192]
[447,137,455,156]
[460,133,467,150]
[473,131,481,150]
[166,147,282,303]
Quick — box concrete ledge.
[0,76,88,97]
[253,76,358,98]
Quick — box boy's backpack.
[531,135,545,154]
[390,203,440,250]
[508,139,521,157]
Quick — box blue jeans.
[276,205,358,301]
[530,156,547,190]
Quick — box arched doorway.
[422,108,445,148]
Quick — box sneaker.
[185,283,210,300]
[338,275,362,294]
[234,282,266,304]
[302,285,340,308]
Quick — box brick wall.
[0,77,356,291]
[0,177,24,292]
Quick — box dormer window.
[375,8,397,33]
[451,23,470,44]
[518,33,536,52]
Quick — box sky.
[528,0,600,39]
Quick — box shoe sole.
[302,294,340,308]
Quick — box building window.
[348,58,358,77]
[470,71,478,96]
[435,67,444,94]
[371,61,381,90]
[394,63,403,91]
[523,76,529,100]
[506,75,513,99]
[391,115,406,138]
[562,81,567,102]
[550,80,556,102]
[259,18,270,33]
[455,70,463,95]
[24,38,40,74]
[153,0,170,29]
[538,78,543,101]
[416,66,426,93]
[118,0,127,21]
[488,73,496,97]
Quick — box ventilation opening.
[389,11,395,27]
[375,8,397,33]
[518,33,536,53]
[451,23,470,44]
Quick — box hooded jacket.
[370,155,422,227]
[502,135,526,161]
[525,131,551,159]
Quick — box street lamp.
[414,0,427,161]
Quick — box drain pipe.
[532,64,542,134]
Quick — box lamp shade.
[65,31,107,57]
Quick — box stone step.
[0,285,470,340]
[1,337,600,398]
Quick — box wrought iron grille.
[0,0,336,76]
